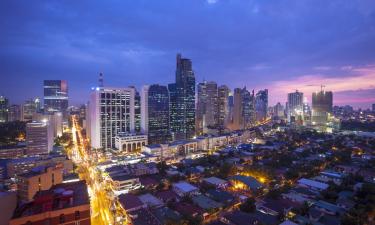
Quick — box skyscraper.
[0,95,9,123]
[88,87,135,150]
[21,98,41,121]
[312,89,333,125]
[129,86,141,133]
[287,90,304,123]
[255,89,268,122]
[9,104,21,122]
[218,85,230,128]
[242,87,256,128]
[232,88,243,130]
[169,54,196,140]
[141,84,170,144]
[196,81,219,134]
[26,121,53,155]
[196,82,207,135]
[43,80,68,115]
[372,103,375,112]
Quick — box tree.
[239,197,256,213]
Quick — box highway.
[69,115,130,225]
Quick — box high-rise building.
[141,84,170,144]
[88,87,135,150]
[287,90,304,123]
[218,85,230,128]
[129,86,141,133]
[26,121,53,155]
[232,88,243,130]
[9,104,21,122]
[242,87,256,128]
[169,54,196,140]
[196,82,207,135]
[43,80,68,115]
[196,81,218,134]
[255,89,268,122]
[274,102,285,119]
[21,98,40,121]
[312,89,333,125]
[0,95,9,123]
[372,103,375,112]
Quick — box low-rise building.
[17,165,63,202]
[172,181,199,197]
[115,132,147,153]
[10,181,90,225]
[297,178,329,192]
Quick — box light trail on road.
[69,115,130,225]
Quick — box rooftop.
[172,181,198,193]
[203,176,227,186]
[13,181,89,218]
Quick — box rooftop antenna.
[99,73,104,87]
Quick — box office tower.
[141,84,170,144]
[274,102,285,119]
[218,85,230,127]
[0,95,9,123]
[26,121,53,155]
[255,89,268,122]
[88,87,135,150]
[242,87,255,128]
[21,98,40,121]
[196,82,207,135]
[372,103,375,112]
[205,81,219,127]
[169,54,196,140]
[43,80,68,115]
[129,86,141,133]
[8,104,21,122]
[232,88,243,130]
[17,166,63,202]
[312,89,333,125]
[303,98,311,124]
[32,112,63,138]
[287,90,304,123]
[227,93,234,127]
[196,81,219,134]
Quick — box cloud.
[267,65,375,108]
[206,0,218,5]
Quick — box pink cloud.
[266,65,375,109]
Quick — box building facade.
[142,84,170,144]
[26,121,53,155]
[287,90,304,123]
[312,90,333,125]
[115,133,147,153]
[169,54,196,140]
[8,104,21,122]
[43,80,68,115]
[255,89,268,122]
[217,85,230,128]
[0,95,9,123]
[88,87,135,150]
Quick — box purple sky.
[1,0,375,109]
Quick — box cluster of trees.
[0,121,26,145]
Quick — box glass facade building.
[43,80,68,115]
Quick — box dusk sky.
[1,0,375,108]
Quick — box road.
[69,115,130,225]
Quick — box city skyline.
[1,1,375,109]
